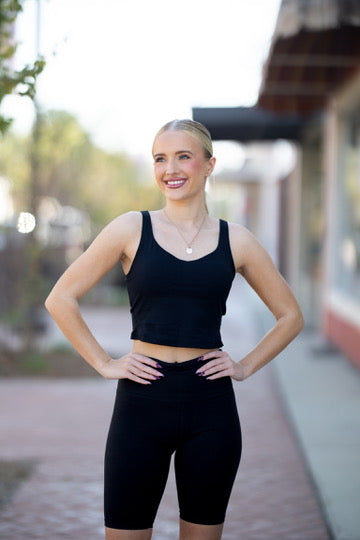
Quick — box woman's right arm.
[44,212,162,383]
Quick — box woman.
[45,119,304,540]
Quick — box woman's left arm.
[197,224,304,381]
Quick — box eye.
[179,154,190,160]
[154,156,165,163]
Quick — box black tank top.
[125,211,235,349]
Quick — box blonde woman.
[45,119,303,540]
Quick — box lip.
[164,178,187,189]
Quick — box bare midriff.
[132,340,218,363]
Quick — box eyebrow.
[153,150,194,158]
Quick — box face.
[152,130,216,202]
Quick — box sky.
[6,0,282,161]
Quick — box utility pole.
[23,0,44,349]
[29,0,42,218]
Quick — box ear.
[207,156,216,176]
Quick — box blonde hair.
[154,119,213,160]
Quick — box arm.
[45,212,163,383]
[197,224,304,381]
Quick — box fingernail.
[197,356,204,361]
[155,363,162,368]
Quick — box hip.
[116,355,235,403]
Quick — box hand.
[101,353,164,384]
[195,350,247,382]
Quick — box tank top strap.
[137,211,155,251]
[218,219,235,266]
[141,210,150,229]
[218,219,230,250]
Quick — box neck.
[163,199,207,224]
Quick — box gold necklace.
[163,209,207,254]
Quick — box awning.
[258,0,360,114]
[192,106,303,142]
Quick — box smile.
[164,179,187,189]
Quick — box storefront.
[324,74,360,366]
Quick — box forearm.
[45,294,111,376]
[239,311,304,379]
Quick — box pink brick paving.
[0,368,330,540]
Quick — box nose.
[165,157,179,175]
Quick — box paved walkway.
[0,276,357,539]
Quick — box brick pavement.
[0,368,330,539]
[0,277,332,538]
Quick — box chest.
[153,221,220,262]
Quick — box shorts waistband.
[117,354,233,402]
[149,355,207,372]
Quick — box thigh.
[175,392,242,525]
[105,526,152,540]
[104,390,175,530]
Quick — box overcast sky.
[7,0,281,160]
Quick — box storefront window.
[335,111,360,300]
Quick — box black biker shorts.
[104,356,242,530]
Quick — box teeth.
[167,180,185,185]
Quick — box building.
[193,0,360,368]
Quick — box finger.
[200,364,229,377]
[131,359,164,378]
[131,353,162,369]
[205,369,232,380]
[200,350,225,362]
[196,359,226,375]
[130,365,162,380]
[127,373,152,385]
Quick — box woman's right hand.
[100,353,164,384]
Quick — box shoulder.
[100,211,143,239]
[227,221,272,273]
[87,211,143,258]
[227,221,258,250]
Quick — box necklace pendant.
[186,247,193,254]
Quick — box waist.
[117,356,234,402]
[132,340,218,363]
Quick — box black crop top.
[125,211,236,349]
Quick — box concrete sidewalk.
[0,276,357,538]
[228,279,360,540]
[273,330,360,540]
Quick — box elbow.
[45,288,78,318]
[277,307,304,340]
[44,292,56,315]
[290,307,304,337]
[44,287,64,316]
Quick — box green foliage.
[0,0,45,133]
[0,109,162,227]
[0,459,35,508]
[19,350,46,373]
[0,130,29,207]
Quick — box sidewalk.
[0,276,357,539]
[237,281,360,540]
[273,329,360,540]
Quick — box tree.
[0,109,163,228]
[0,0,45,133]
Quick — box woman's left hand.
[195,350,247,382]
